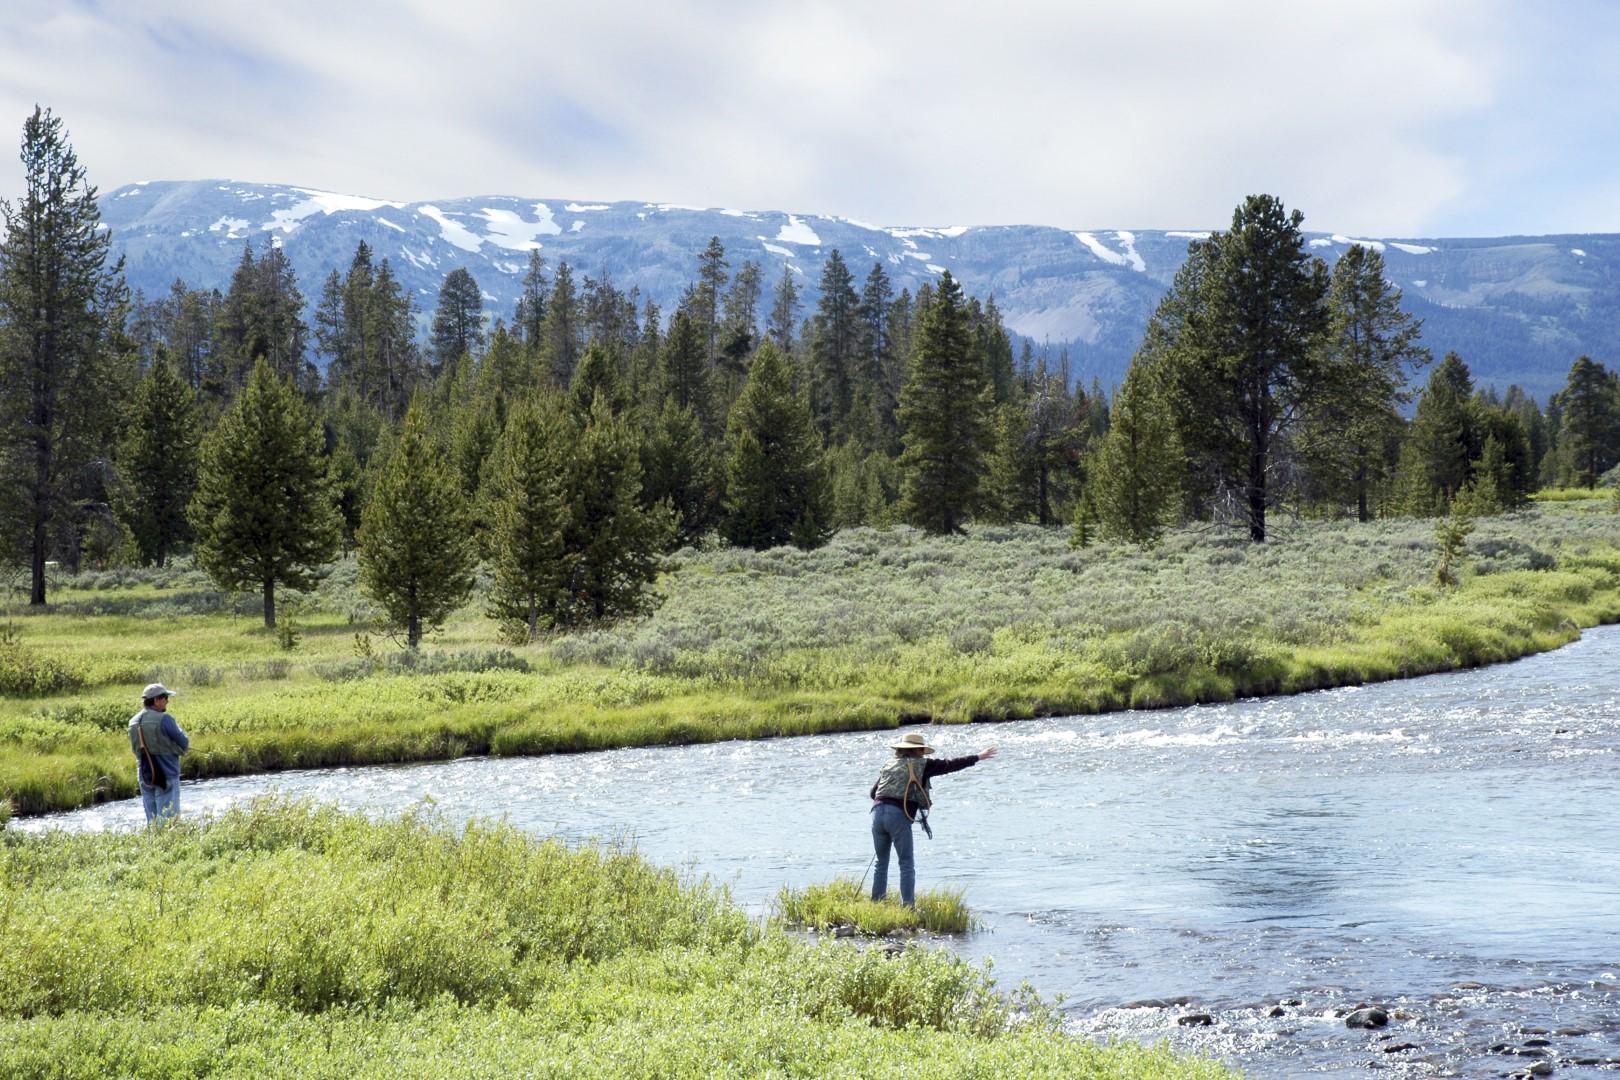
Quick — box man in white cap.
[129,683,190,823]
[868,730,996,906]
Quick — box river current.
[26,627,1620,1077]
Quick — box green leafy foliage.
[777,878,977,935]
[0,800,1234,1080]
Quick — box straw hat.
[890,731,935,753]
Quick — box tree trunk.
[262,577,276,629]
[1036,462,1050,526]
[407,612,420,649]
[1355,461,1371,523]
[29,519,46,605]
[1248,443,1267,543]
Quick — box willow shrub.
[0,800,1234,1080]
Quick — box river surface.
[25,627,1620,1077]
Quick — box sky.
[1,0,1617,237]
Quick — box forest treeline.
[4,110,1619,642]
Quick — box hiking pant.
[139,773,180,823]
[870,802,916,906]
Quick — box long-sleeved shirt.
[128,708,190,783]
[869,753,979,816]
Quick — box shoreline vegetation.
[0,798,1235,1079]
[4,504,1619,821]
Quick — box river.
[25,626,1620,1077]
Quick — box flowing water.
[26,627,1620,1077]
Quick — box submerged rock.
[1344,1007,1389,1029]
[1177,1013,1214,1027]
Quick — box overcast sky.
[1,1,1616,237]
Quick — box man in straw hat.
[868,730,996,906]
[128,683,190,823]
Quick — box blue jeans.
[139,773,180,823]
[870,803,916,906]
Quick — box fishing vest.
[129,709,186,757]
[874,757,932,809]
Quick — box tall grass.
[0,800,1233,1079]
[4,507,1620,817]
[777,877,978,935]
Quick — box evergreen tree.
[977,297,1017,405]
[1407,352,1479,504]
[213,241,308,392]
[659,306,711,426]
[366,259,420,417]
[189,359,340,628]
[1476,404,1534,508]
[897,272,991,534]
[513,250,547,349]
[1555,355,1620,487]
[1156,195,1329,541]
[554,396,669,624]
[482,396,568,641]
[0,107,128,604]
[114,350,199,566]
[640,398,719,546]
[430,267,485,378]
[694,236,728,368]
[1088,366,1181,545]
[569,340,629,423]
[983,400,1037,523]
[543,260,581,386]
[722,341,826,549]
[717,259,763,400]
[358,395,476,648]
[313,269,345,372]
[1305,244,1429,520]
[856,262,898,448]
[767,265,800,351]
[809,249,860,440]
[325,440,365,549]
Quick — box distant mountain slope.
[100,180,1620,399]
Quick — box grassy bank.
[0,799,1231,1079]
[4,506,1620,817]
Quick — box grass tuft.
[776,877,978,935]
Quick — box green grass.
[0,799,1233,1079]
[777,877,978,935]
[1531,486,1616,502]
[5,507,1620,817]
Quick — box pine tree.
[358,395,477,648]
[983,401,1037,523]
[1306,244,1429,520]
[189,359,341,628]
[367,259,420,417]
[716,260,762,403]
[640,398,719,546]
[1148,196,1330,540]
[767,265,800,352]
[809,249,860,440]
[554,396,670,624]
[569,340,629,423]
[0,107,128,604]
[115,350,199,565]
[514,250,547,349]
[722,341,826,549]
[694,236,728,368]
[1555,355,1620,487]
[1088,366,1181,545]
[659,306,711,426]
[897,272,991,534]
[325,440,365,549]
[543,260,581,386]
[1407,352,1479,504]
[430,267,485,378]
[482,396,568,641]
[213,241,308,392]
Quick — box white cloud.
[0,2,1608,235]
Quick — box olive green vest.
[128,709,186,757]
[874,757,932,809]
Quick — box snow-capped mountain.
[101,180,1620,398]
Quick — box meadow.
[3,503,1620,819]
[0,798,1234,1079]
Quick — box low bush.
[0,642,84,696]
[0,801,1232,1080]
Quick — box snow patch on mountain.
[775,215,821,245]
[1572,248,1588,257]
[926,263,947,274]
[1166,230,1211,240]
[565,203,610,212]
[208,216,250,238]
[1389,242,1435,255]
[1331,234,1386,252]
[477,204,561,251]
[417,206,483,252]
[761,242,794,258]
[1073,231,1144,272]
[570,221,585,233]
